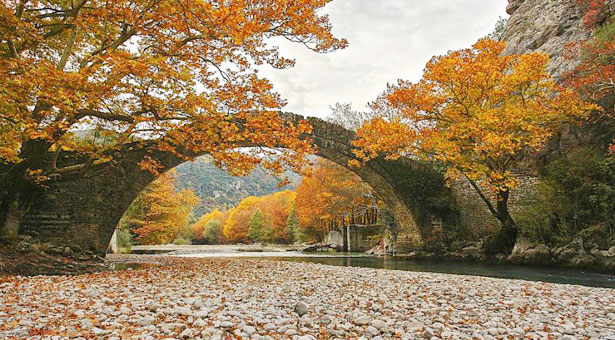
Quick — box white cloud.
[259,0,508,119]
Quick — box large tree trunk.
[487,189,518,254]
[465,177,520,254]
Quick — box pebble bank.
[1,257,614,339]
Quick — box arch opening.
[109,149,419,254]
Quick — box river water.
[177,251,615,288]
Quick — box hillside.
[173,156,302,218]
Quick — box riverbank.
[377,237,615,273]
[129,244,306,255]
[0,236,106,276]
[1,256,614,339]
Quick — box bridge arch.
[15,114,453,253]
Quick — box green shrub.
[117,227,133,249]
[517,146,615,245]
[248,209,266,243]
[516,181,569,244]
[172,237,191,245]
[203,219,223,244]
[173,224,196,245]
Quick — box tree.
[173,222,197,245]
[218,190,295,243]
[223,195,263,243]
[565,17,615,165]
[295,159,372,241]
[261,224,275,243]
[516,146,615,244]
[484,16,508,41]
[565,21,615,109]
[353,39,598,252]
[121,170,199,245]
[248,209,266,243]
[327,103,373,131]
[258,190,295,242]
[203,219,223,245]
[285,204,299,243]
[193,208,227,241]
[0,0,346,208]
[575,0,614,28]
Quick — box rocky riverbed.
[1,257,615,340]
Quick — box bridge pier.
[324,225,384,252]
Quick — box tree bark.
[488,189,518,254]
[464,174,519,254]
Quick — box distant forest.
[174,156,302,217]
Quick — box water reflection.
[177,251,615,288]
[276,256,615,288]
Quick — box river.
[176,251,615,288]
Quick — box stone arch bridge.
[10,113,455,253]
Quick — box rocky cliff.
[502,0,590,76]
[498,0,615,269]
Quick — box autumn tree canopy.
[295,159,373,241]
[219,190,295,243]
[189,159,375,244]
[353,40,598,251]
[193,208,227,243]
[565,5,614,150]
[120,170,199,245]
[0,0,347,180]
[566,16,615,107]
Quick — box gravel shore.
[1,257,614,339]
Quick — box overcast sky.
[259,0,508,119]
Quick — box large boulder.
[509,238,553,265]
[590,248,615,270]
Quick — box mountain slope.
[173,156,301,217]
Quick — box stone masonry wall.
[450,175,541,240]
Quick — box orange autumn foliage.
[221,190,295,243]
[0,0,346,178]
[574,0,614,28]
[223,196,263,243]
[258,190,296,241]
[295,159,371,240]
[193,209,228,241]
[565,22,615,105]
[354,40,598,194]
[123,170,199,245]
[353,39,599,249]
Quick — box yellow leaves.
[354,39,598,193]
[123,170,200,245]
[295,159,372,238]
[1,0,344,178]
[353,117,418,163]
[138,156,165,176]
[220,190,296,243]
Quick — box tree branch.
[76,109,135,122]
[57,27,77,70]
[462,172,499,219]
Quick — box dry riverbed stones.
[0,257,614,339]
